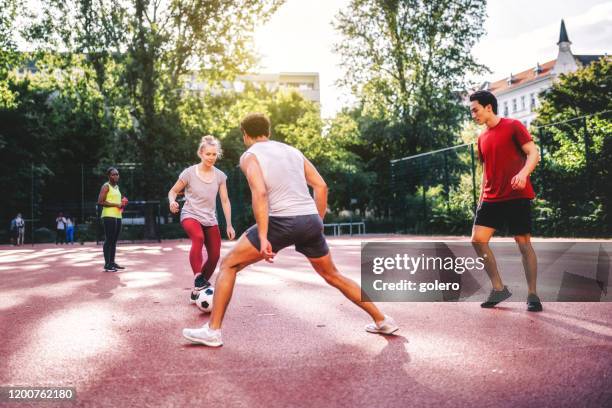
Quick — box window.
[512,99,517,113]
[503,102,509,117]
[521,95,526,110]
[530,93,536,111]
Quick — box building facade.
[478,20,605,128]
[185,72,320,103]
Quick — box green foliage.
[333,0,488,217]
[176,87,374,213]
[0,0,23,109]
[533,57,611,235]
[334,0,488,151]
[10,0,282,237]
[387,58,611,238]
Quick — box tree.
[178,87,373,215]
[0,0,22,109]
[25,0,282,237]
[0,55,115,230]
[334,0,488,154]
[532,57,612,235]
[333,0,488,219]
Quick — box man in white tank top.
[183,113,398,347]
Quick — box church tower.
[552,19,578,75]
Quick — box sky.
[252,0,612,118]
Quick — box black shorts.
[474,198,532,235]
[246,214,330,258]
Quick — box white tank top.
[244,140,318,216]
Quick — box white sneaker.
[365,315,399,335]
[182,323,223,347]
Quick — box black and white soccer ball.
[195,286,214,312]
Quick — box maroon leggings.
[181,219,221,280]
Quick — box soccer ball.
[195,287,215,313]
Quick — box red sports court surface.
[1,236,612,407]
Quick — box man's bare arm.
[240,153,269,241]
[511,141,540,190]
[304,158,328,219]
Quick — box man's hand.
[169,201,180,214]
[511,171,528,190]
[259,236,275,263]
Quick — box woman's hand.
[169,201,180,214]
[226,225,236,240]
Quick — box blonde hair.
[198,135,223,158]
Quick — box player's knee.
[471,237,488,249]
[220,257,240,274]
[515,236,532,254]
[514,235,531,244]
[471,233,489,244]
[219,257,232,271]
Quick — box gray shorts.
[245,214,329,258]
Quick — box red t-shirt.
[477,118,535,202]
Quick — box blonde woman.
[169,136,235,302]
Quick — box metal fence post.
[443,151,450,209]
[583,117,592,192]
[31,163,34,246]
[81,164,85,224]
[470,144,477,214]
[422,180,427,233]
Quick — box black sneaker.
[481,286,512,308]
[527,294,543,312]
[194,274,211,291]
[191,274,211,304]
[111,263,126,270]
[104,264,118,272]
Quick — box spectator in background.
[66,216,75,244]
[10,213,25,246]
[9,217,16,245]
[97,167,128,272]
[55,212,67,245]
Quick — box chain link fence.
[389,111,611,236]
[3,112,610,244]
[1,162,255,245]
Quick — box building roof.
[487,55,605,95]
[489,60,556,94]
[558,19,570,44]
[575,55,605,66]
[480,20,606,97]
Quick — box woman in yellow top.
[97,167,128,272]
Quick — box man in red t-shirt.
[469,90,542,312]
